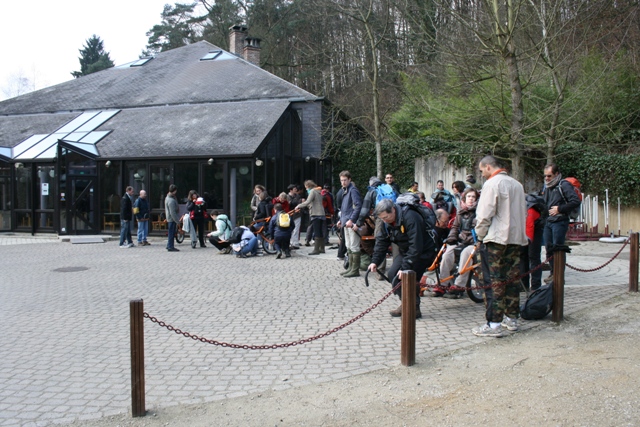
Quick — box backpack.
[559,178,583,220]
[520,284,553,320]
[375,183,397,206]
[395,192,440,250]
[228,226,245,244]
[321,190,335,215]
[526,193,548,229]
[278,211,291,228]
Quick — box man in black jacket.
[367,198,437,318]
[542,164,581,278]
[119,186,135,248]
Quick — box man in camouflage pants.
[472,156,528,337]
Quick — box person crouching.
[268,203,293,259]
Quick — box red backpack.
[560,177,583,220]
[321,189,335,215]
[563,177,583,201]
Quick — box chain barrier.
[566,237,629,272]
[144,282,402,350]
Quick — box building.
[0,28,353,234]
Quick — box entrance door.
[68,177,97,234]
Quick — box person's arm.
[446,216,460,244]
[526,208,539,241]
[558,181,581,214]
[348,187,363,223]
[370,227,391,268]
[400,210,424,271]
[357,191,374,227]
[474,185,498,241]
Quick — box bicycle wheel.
[466,270,484,303]
[261,236,277,254]
[175,231,184,244]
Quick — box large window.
[100,161,121,231]
[0,164,10,230]
[126,162,147,196]
[15,165,32,229]
[174,162,198,203]
[150,164,171,210]
[202,162,224,210]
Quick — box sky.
[0,0,175,101]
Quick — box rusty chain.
[566,238,629,272]
[144,282,402,350]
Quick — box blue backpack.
[375,183,397,205]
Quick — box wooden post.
[130,299,146,417]
[401,270,416,367]
[552,251,565,322]
[630,232,639,293]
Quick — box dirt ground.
[74,291,640,427]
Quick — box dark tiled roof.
[0,41,317,115]
[0,41,320,159]
[96,101,291,159]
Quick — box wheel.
[175,231,184,244]
[466,270,484,303]
[261,236,277,254]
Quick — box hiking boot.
[284,250,291,258]
[443,292,462,299]
[543,275,553,283]
[276,250,282,259]
[389,305,422,318]
[389,305,402,317]
[427,290,444,297]
[343,252,361,277]
[501,317,519,331]
[472,323,504,337]
[309,240,322,255]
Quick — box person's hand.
[336,221,342,228]
[549,206,560,216]
[367,263,377,272]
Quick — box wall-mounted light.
[208,158,214,166]
[105,160,112,168]
[305,156,311,162]
[255,158,264,167]
[15,162,24,169]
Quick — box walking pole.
[130,299,146,417]
[400,270,416,366]
[630,232,639,293]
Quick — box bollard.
[630,232,639,293]
[130,299,146,417]
[552,251,565,322]
[400,270,416,366]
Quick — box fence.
[130,233,639,417]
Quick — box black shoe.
[191,241,196,248]
[236,252,247,258]
[290,246,300,250]
[284,250,291,258]
[276,250,282,259]
[167,248,180,252]
[200,243,206,248]
[305,242,311,247]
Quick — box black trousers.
[386,253,434,307]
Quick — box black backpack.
[228,226,245,244]
[520,284,553,320]
[395,193,440,250]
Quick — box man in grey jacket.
[336,171,362,278]
[165,184,180,252]
[472,156,527,337]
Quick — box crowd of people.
[118,158,579,338]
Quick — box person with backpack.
[542,163,581,280]
[268,203,293,258]
[336,171,363,277]
[367,198,438,319]
[207,210,233,254]
[472,156,528,337]
[230,226,259,258]
[519,192,547,290]
[295,180,326,255]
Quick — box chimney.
[229,25,248,55]
[243,37,261,66]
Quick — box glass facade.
[0,164,10,230]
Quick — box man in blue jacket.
[336,170,362,278]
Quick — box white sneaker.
[127,243,135,248]
[501,317,519,331]
[472,323,504,337]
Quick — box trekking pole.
[630,232,639,293]
[400,270,416,367]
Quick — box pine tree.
[71,35,115,78]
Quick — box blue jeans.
[137,220,149,243]
[119,220,132,245]
[236,235,258,256]
[167,221,177,249]
[544,219,570,272]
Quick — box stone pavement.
[0,233,634,426]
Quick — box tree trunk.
[504,38,525,183]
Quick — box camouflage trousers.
[478,242,521,323]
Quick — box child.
[268,203,293,258]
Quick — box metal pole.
[130,299,146,417]
[630,232,639,293]
[552,251,565,322]
[400,270,416,366]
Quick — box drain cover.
[53,266,89,273]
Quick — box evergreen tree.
[71,35,115,78]
[145,3,203,54]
